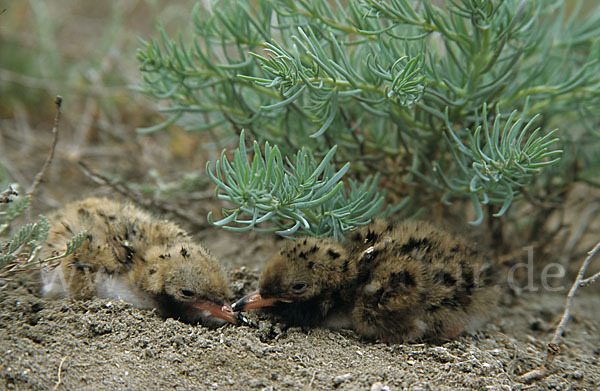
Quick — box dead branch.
[517,241,600,383]
[550,239,600,345]
[579,270,600,287]
[77,161,208,230]
[27,96,62,198]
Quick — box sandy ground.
[1,226,599,390]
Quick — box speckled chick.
[349,220,500,342]
[233,220,500,343]
[234,237,359,328]
[40,197,237,326]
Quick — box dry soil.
[1,227,599,390]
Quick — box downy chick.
[234,237,358,328]
[233,220,499,342]
[40,197,237,326]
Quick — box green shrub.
[136,0,600,238]
[0,185,87,276]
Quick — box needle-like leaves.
[137,0,600,231]
[0,189,87,275]
[207,131,386,239]
[439,104,562,225]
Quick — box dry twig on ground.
[51,357,67,391]
[550,240,600,345]
[27,96,62,199]
[518,240,600,383]
[78,161,207,230]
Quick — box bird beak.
[232,289,292,312]
[192,301,239,324]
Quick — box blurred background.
[0,1,286,269]
[0,0,218,212]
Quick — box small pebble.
[333,373,353,386]
[570,370,584,380]
[248,379,267,388]
[371,382,390,391]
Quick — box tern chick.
[40,197,237,326]
[233,220,499,342]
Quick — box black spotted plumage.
[234,220,500,343]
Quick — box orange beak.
[232,290,292,312]
[192,301,239,324]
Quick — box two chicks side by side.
[40,198,500,343]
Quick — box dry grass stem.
[52,357,67,391]
[517,240,600,383]
[27,96,62,199]
[580,271,600,286]
[551,240,600,346]
[78,161,207,230]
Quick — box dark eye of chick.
[290,282,308,294]
[180,288,195,298]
